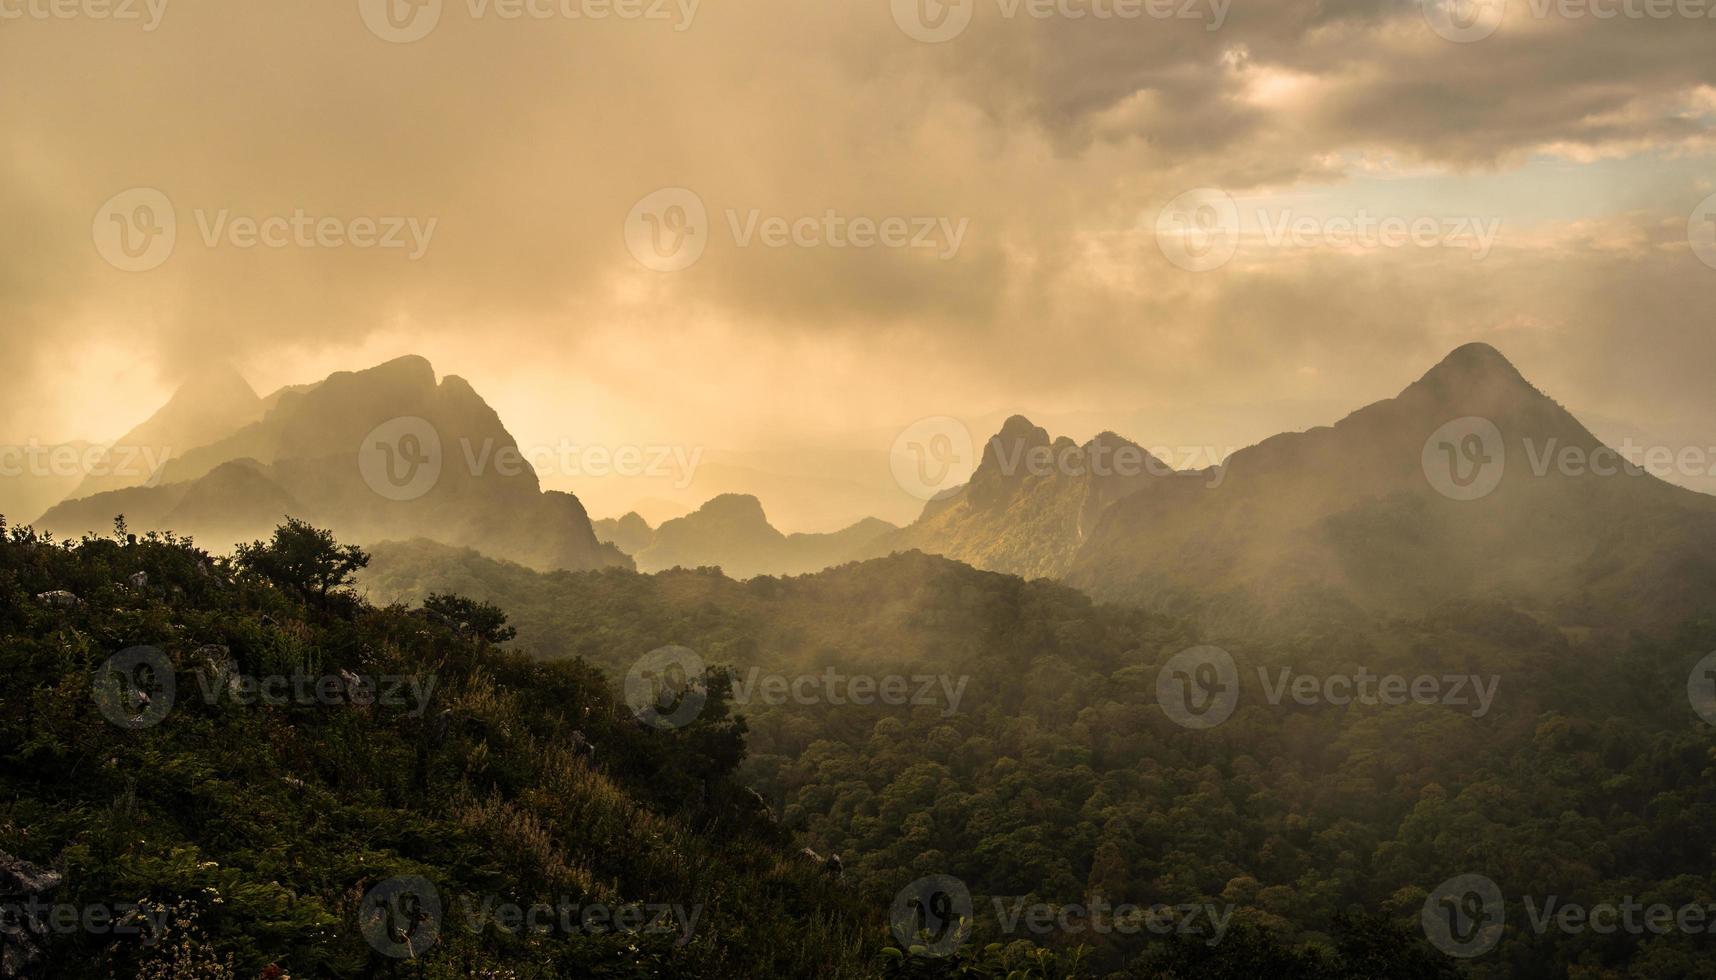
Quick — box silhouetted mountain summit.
[1066,343,1716,626]
[36,356,630,572]
[1414,341,1535,394]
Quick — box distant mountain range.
[874,343,1716,628]
[594,494,896,577]
[24,342,1716,627]
[33,356,630,572]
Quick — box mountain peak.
[356,354,437,389]
[980,415,1051,467]
[1397,342,1551,421]
[1416,342,1531,390]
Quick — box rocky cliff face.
[876,417,1170,579]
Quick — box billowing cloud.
[1,0,1714,527]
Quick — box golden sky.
[4,0,1716,528]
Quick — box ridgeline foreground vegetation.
[9,514,1716,978]
[0,518,873,978]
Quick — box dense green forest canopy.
[363,537,1716,978]
[8,517,1716,978]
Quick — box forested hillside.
[0,519,871,978]
[364,538,1716,977]
[15,520,1714,977]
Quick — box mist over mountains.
[15,0,1716,969]
[68,365,265,501]
[596,495,896,578]
[1066,343,1716,627]
[854,343,1716,633]
[21,341,1716,633]
[10,341,1716,976]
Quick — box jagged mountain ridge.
[1064,343,1716,625]
[866,418,1177,579]
[34,356,630,572]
